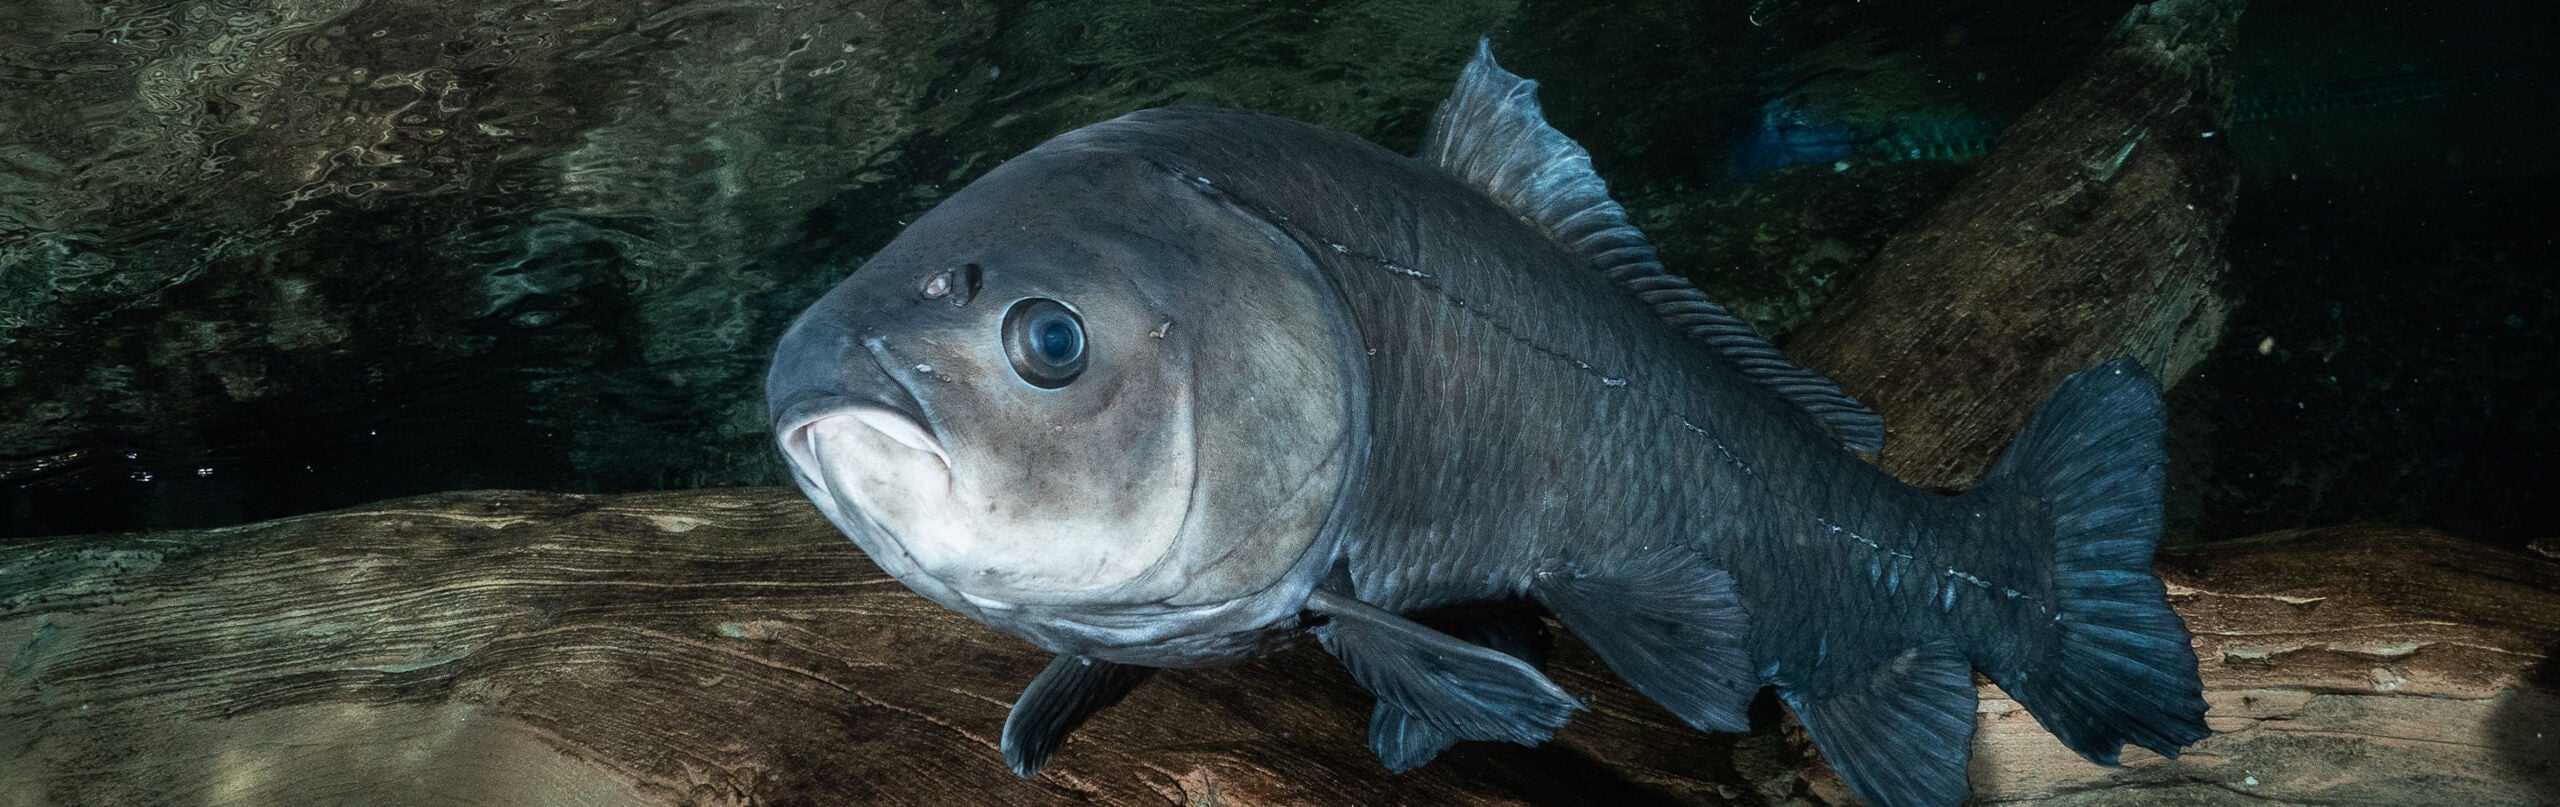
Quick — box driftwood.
[2,490,2552,806]
[1787,0,2242,488]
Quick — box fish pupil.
[1035,316,1080,364]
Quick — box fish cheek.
[1068,359,1201,527]
[980,406,1180,525]
[936,338,1198,597]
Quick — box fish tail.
[1964,358,2210,765]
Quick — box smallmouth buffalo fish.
[765,41,2210,807]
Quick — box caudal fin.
[1974,358,2210,764]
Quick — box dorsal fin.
[1420,40,1886,453]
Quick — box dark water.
[2,0,2553,548]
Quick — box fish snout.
[769,314,949,485]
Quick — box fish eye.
[1002,298,1086,388]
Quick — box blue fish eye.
[1032,314,1081,365]
[1002,298,1087,388]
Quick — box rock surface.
[0,0,1558,536]
[0,0,1012,532]
[2,488,2551,806]
[0,0,2128,537]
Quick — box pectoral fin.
[1531,550,1756,733]
[1001,654,1154,777]
[1367,610,1555,771]
[1307,590,1582,749]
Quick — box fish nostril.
[920,264,984,307]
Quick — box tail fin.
[1972,358,2210,764]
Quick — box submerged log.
[2,489,2552,806]
[1787,0,2243,489]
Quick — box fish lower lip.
[846,407,944,459]
[783,404,950,477]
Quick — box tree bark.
[1786,0,2243,489]
[2,489,2552,806]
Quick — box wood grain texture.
[4,489,2552,806]
[1975,525,2560,805]
[1787,0,2242,489]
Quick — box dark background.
[2,0,2552,548]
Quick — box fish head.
[768,136,1363,664]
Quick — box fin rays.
[1531,551,1755,734]
[1002,654,1155,777]
[1308,590,1582,747]
[1421,40,1886,453]
[1782,641,1979,807]
[1974,359,2211,764]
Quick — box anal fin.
[1308,590,1581,749]
[1001,654,1154,777]
[1780,640,1979,807]
[1530,550,1756,733]
[1367,610,1554,771]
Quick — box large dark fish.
[765,42,2210,807]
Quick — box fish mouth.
[774,335,949,487]
[780,402,952,490]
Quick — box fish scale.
[1326,242,1701,613]
[1189,108,2046,766]
[1283,179,1973,635]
